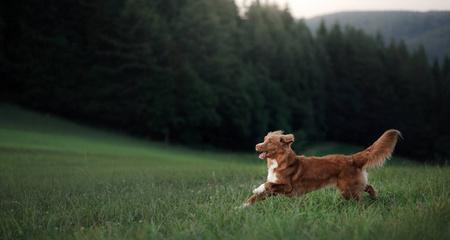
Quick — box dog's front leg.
[266,182,293,194]
[240,182,271,208]
[241,182,293,208]
[252,182,268,194]
[242,192,270,208]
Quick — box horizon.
[306,9,450,19]
[235,0,450,18]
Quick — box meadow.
[0,104,449,239]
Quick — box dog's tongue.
[258,152,267,159]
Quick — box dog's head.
[255,131,294,160]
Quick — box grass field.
[0,104,449,239]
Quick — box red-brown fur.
[243,129,402,206]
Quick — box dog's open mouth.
[258,151,267,159]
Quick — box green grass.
[0,104,449,239]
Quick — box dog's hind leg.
[361,170,377,199]
[337,179,363,200]
[364,185,378,199]
[340,188,362,201]
[337,168,365,201]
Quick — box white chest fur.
[267,158,279,183]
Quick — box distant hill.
[306,11,450,62]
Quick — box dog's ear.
[280,134,294,144]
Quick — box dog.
[242,129,401,207]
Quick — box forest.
[306,11,450,62]
[1,0,450,162]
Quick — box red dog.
[242,130,401,207]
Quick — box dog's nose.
[255,143,261,151]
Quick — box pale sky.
[235,0,450,18]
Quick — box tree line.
[1,0,449,162]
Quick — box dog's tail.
[352,129,402,169]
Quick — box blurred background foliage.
[1,0,449,162]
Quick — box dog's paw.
[236,203,250,209]
[252,183,266,194]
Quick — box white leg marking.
[253,183,266,194]
[239,202,250,209]
[362,170,368,185]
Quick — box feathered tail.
[352,129,402,169]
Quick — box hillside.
[306,11,450,61]
[0,104,402,163]
[0,104,257,164]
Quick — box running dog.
[242,129,401,207]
